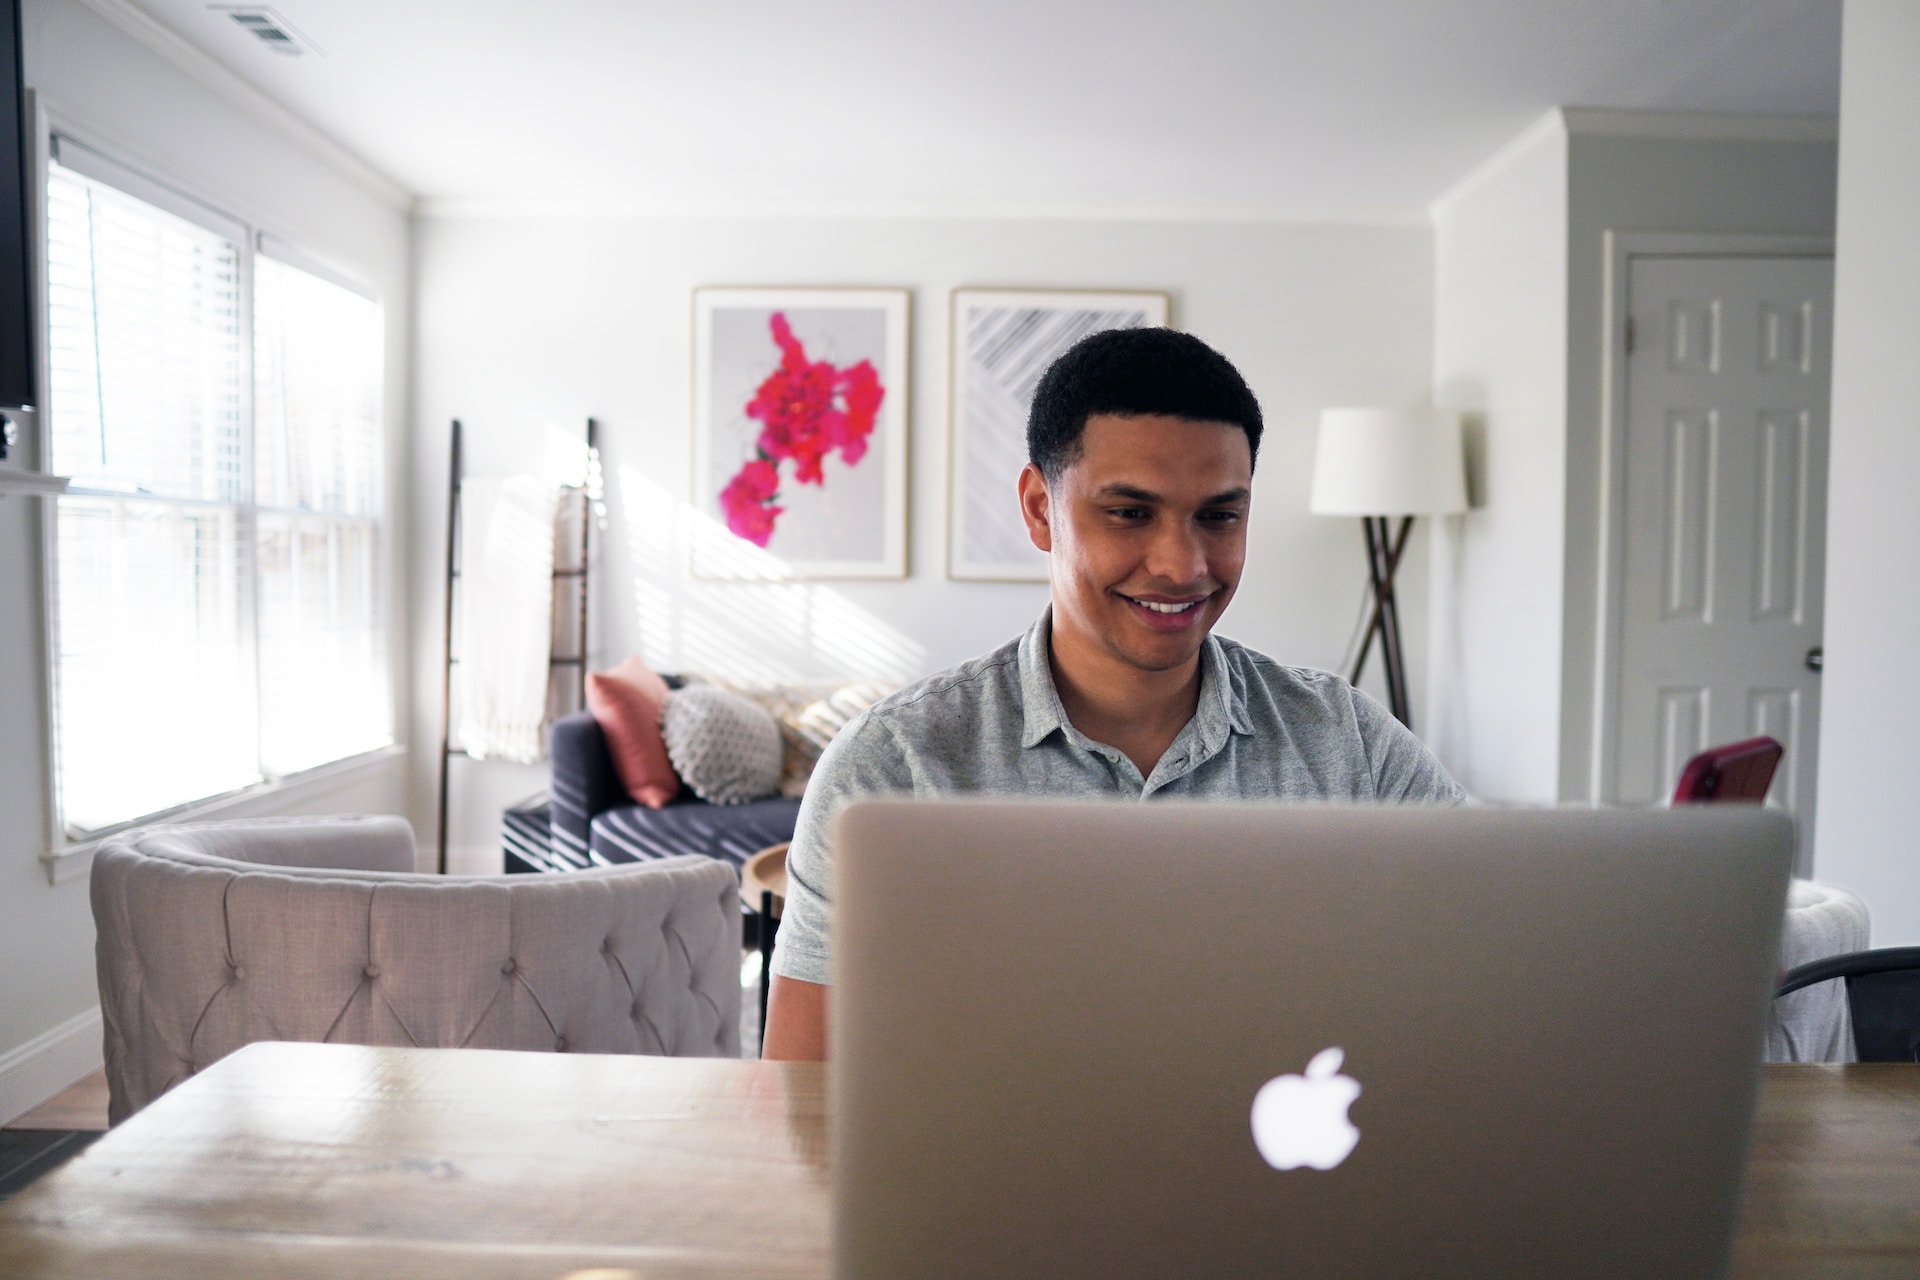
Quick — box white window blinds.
[253,252,389,776]
[47,156,258,832]
[45,141,389,836]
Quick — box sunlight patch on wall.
[616,465,925,684]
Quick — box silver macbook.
[830,800,1792,1280]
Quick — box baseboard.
[0,1008,103,1126]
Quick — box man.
[763,328,1464,1060]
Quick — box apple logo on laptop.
[1250,1047,1361,1171]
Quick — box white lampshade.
[1308,408,1467,516]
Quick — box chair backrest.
[1776,947,1920,1063]
[125,812,419,872]
[91,817,741,1123]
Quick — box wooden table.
[0,1044,1914,1279]
[1730,1063,1920,1278]
[0,1044,828,1279]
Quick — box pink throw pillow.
[584,657,681,809]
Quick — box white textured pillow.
[659,685,784,805]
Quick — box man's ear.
[1017,463,1053,553]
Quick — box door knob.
[1806,647,1823,673]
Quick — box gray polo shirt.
[770,610,1466,986]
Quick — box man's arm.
[765,710,913,1060]
[762,975,827,1061]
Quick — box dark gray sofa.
[546,710,801,874]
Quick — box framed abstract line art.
[947,288,1170,581]
[692,287,910,579]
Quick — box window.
[252,250,388,776]
[45,137,388,837]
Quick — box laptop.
[830,800,1792,1280]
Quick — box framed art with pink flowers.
[692,287,910,579]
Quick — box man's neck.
[1046,619,1204,779]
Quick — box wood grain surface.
[1729,1064,1920,1279]
[0,1045,1913,1279]
[0,1043,827,1280]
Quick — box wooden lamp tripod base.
[1349,515,1415,729]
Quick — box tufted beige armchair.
[90,815,741,1123]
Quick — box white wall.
[413,216,1436,860]
[1428,115,1570,803]
[0,0,411,1120]
[1816,0,1920,946]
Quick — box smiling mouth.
[1121,594,1207,615]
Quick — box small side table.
[741,842,789,1043]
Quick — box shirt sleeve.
[1349,688,1470,804]
[769,710,915,986]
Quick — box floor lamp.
[1308,408,1467,730]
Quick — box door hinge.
[1625,316,1636,355]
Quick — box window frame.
[30,103,397,876]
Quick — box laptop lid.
[830,800,1792,1280]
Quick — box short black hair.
[1026,327,1263,481]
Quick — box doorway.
[1603,245,1832,866]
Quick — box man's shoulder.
[1210,634,1466,803]
[1211,635,1360,719]
[861,633,1025,726]
[816,632,1026,772]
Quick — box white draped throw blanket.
[457,476,560,763]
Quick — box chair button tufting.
[363,964,381,979]
[602,938,614,954]
[230,965,245,980]
[554,1036,566,1051]
[501,958,517,976]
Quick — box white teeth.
[1136,599,1196,614]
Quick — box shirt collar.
[1192,629,1252,755]
[1017,608,1252,751]
[1017,610,1070,749]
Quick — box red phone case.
[1671,736,1784,804]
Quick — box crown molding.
[1428,109,1567,222]
[68,0,413,211]
[413,195,1431,227]
[1428,105,1840,224]
[1561,108,1837,143]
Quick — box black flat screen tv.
[0,0,34,411]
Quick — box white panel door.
[1616,256,1832,850]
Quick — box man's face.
[1019,413,1253,678]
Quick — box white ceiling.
[123,0,1840,217]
